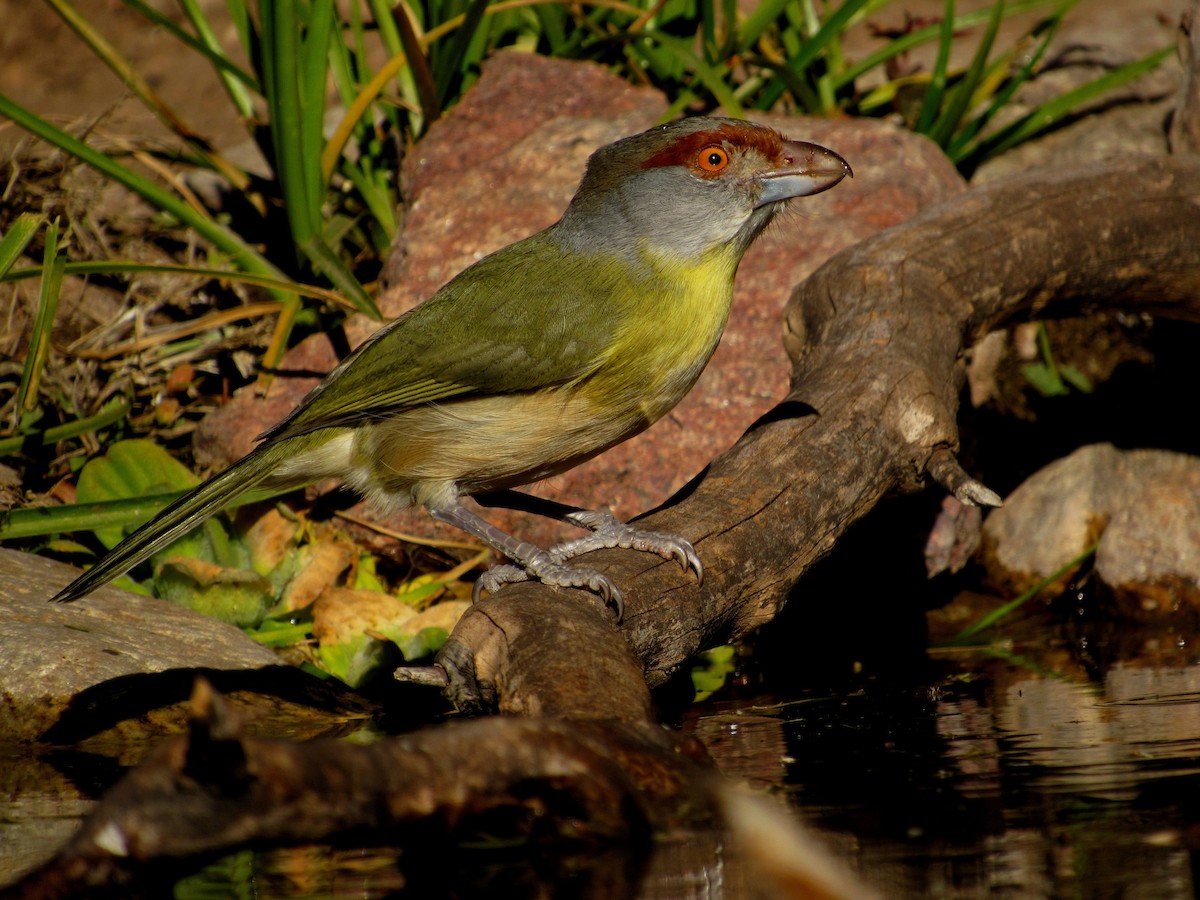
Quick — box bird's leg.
[427,496,625,617]
[475,490,703,580]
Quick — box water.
[7,592,1200,897]
[685,610,1200,899]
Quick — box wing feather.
[262,233,627,442]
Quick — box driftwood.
[9,154,1200,897]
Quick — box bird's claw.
[474,558,625,619]
[473,563,528,603]
[555,512,703,583]
[469,512,699,622]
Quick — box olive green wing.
[263,236,625,442]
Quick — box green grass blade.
[0,493,186,543]
[0,483,295,542]
[946,9,1064,160]
[783,0,871,79]
[830,0,1062,92]
[966,45,1173,165]
[533,2,569,54]
[735,0,790,51]
[753,56,821,112]
[367,0,422,127]
[338,163,399,243]
[171,0,260,118]
[700,0,719,58]
[368,0,406,59]
[914,0,956,134]
[223,0,262,90]
[328,1,366,111]
[753,0,870,113]
[434,0,493,107]
[46,0,249,190]
[949,542,1098,642]
[124,0,259,96]
[260,0,316,245]
[0,213,41,277]
[0,93,288,288]
[631,32,744,115]
[929,0,1006,146]
[14,219,66,417]
[0,397,130,458]
[301,0,337,212]
[47,0,192,137]
[0,260,352,308]
[298,238,382,320]
[322,50,415,180]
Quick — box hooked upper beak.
[753,140,852,208]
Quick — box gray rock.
[0,547,281,743]
[981,444,1200,617]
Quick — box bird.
[51,117,851,615]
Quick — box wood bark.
[9,155,1200,897]
[1171,1,1200,155]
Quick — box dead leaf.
[312,587,418,646]
[283,540,353,611]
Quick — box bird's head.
[557,117,851,262]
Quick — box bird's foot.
[464,509,700,622]
[474,554,624,619]
[552,510,703,582]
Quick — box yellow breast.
[599,242,741,422]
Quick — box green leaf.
[394,577,447,608]
[1020,361,1068,397]
[317,633,393,688]
[1059,364,1094,394]
[75,440,199,545]
[250,615,314,648]
[154,557,275,628]
[394,626,449,662]
[73,439,236,570]
[691,644,736,702]
[353,554,387,593]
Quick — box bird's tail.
[51,443,289,604]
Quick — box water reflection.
[685,615,1200,898]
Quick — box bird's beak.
[753,140,853,208]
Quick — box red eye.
[697,146,729,172]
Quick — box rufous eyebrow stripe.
[641,123,788,171]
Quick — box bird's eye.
[697,146,729,173]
